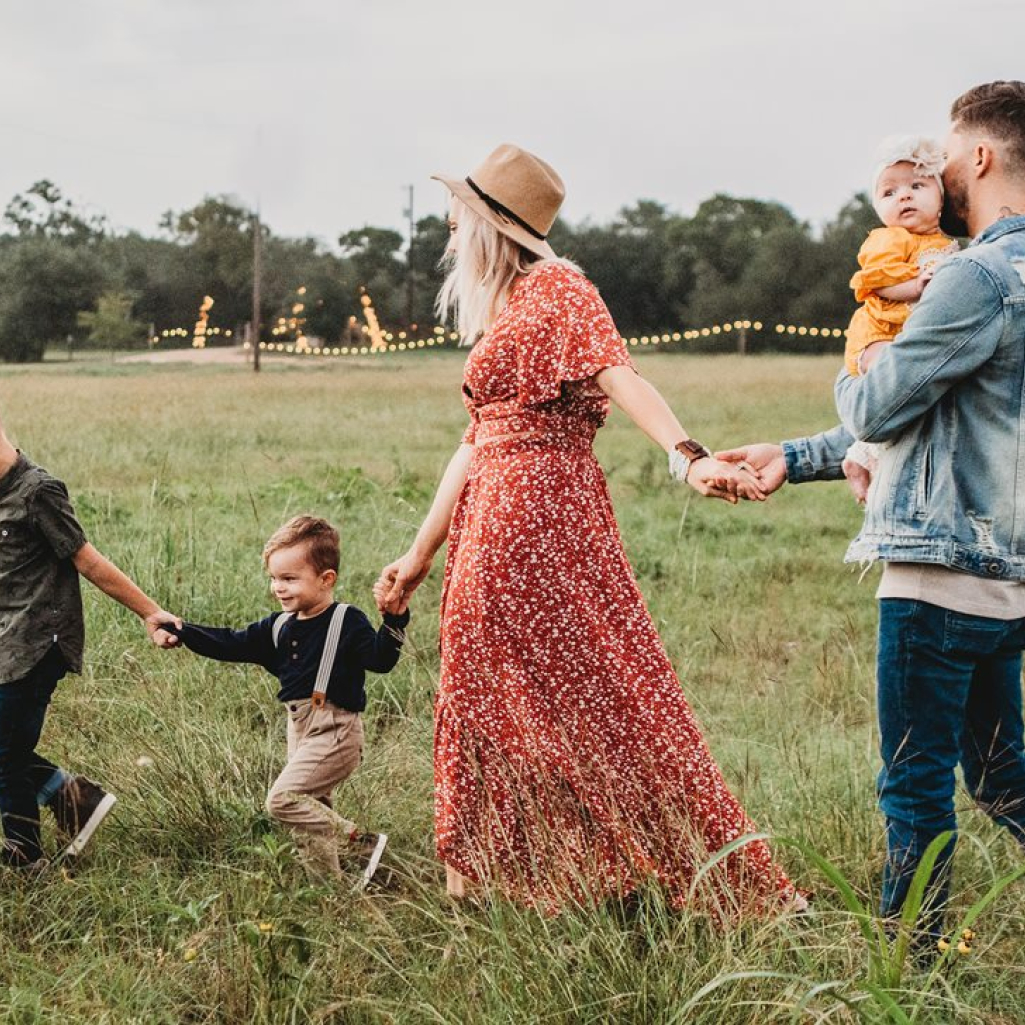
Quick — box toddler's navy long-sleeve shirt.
[173,603,409,712]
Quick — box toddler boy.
[165,515,409,888]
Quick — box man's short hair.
[262,515,340,574]
[951,80,1025,174]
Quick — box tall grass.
[0,354,1022,1023]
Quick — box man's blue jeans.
[0,645,69,864]
[877,599,1025,934]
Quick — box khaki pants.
[265,700,363,883]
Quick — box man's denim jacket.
[782,215,1025,581]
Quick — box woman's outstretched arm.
[595,365,765,503]
[375,443,474,614]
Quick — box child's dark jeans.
[0,645,68,864]
[877,599,1025,938]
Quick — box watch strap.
[674,439,711,460]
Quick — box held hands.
[714,443,788,497]
[685,456,768,504]
[374,548,433,615]
[145,609,182,649]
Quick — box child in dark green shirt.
[0,413,176,869]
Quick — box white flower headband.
[871,135,946,199]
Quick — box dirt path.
[119,346,256,364]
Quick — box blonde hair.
[436,198,552,344]
[262,515,340,574]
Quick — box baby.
[843,136,958,495]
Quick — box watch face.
[676,439,709,459]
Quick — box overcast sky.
[1,0,1022,248]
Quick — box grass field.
[0,353,1022,1023]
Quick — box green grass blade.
[890,831,954,986]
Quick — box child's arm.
[852,228,926,304]
[72,542,181,645]
[345,608,410,673]
[875,276,928,302]
[167,618,276,667]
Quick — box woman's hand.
[374,549,434,615]
[687,456,768,503]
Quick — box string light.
[176,313,848,358]
[775,323,845,338]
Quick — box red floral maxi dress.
[436,262,795,914]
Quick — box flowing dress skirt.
[435,433,794,913]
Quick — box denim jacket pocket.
[918,446,934,520]
[877,431,930,526]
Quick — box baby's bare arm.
[875,275,927,302]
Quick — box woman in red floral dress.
[376,145,799,915]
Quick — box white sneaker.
[350,832,388,891]
[51,776,117,857]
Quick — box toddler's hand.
[842,456,875,505]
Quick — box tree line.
[0,180,882,363]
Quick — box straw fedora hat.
[432,144,564,260]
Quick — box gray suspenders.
[271,603,348,709]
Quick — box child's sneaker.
[349,832,387,890]
[51,776,117,857]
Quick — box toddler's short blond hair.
[262,516,340,575]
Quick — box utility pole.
[403,184,415,329]
[252,209,262,373]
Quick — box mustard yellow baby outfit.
[844,226,955,376]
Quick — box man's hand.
[145,610,182,649]
[714,443,787,496]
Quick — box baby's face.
[874,162,943,234]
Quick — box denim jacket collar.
[970,214,1025,247]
